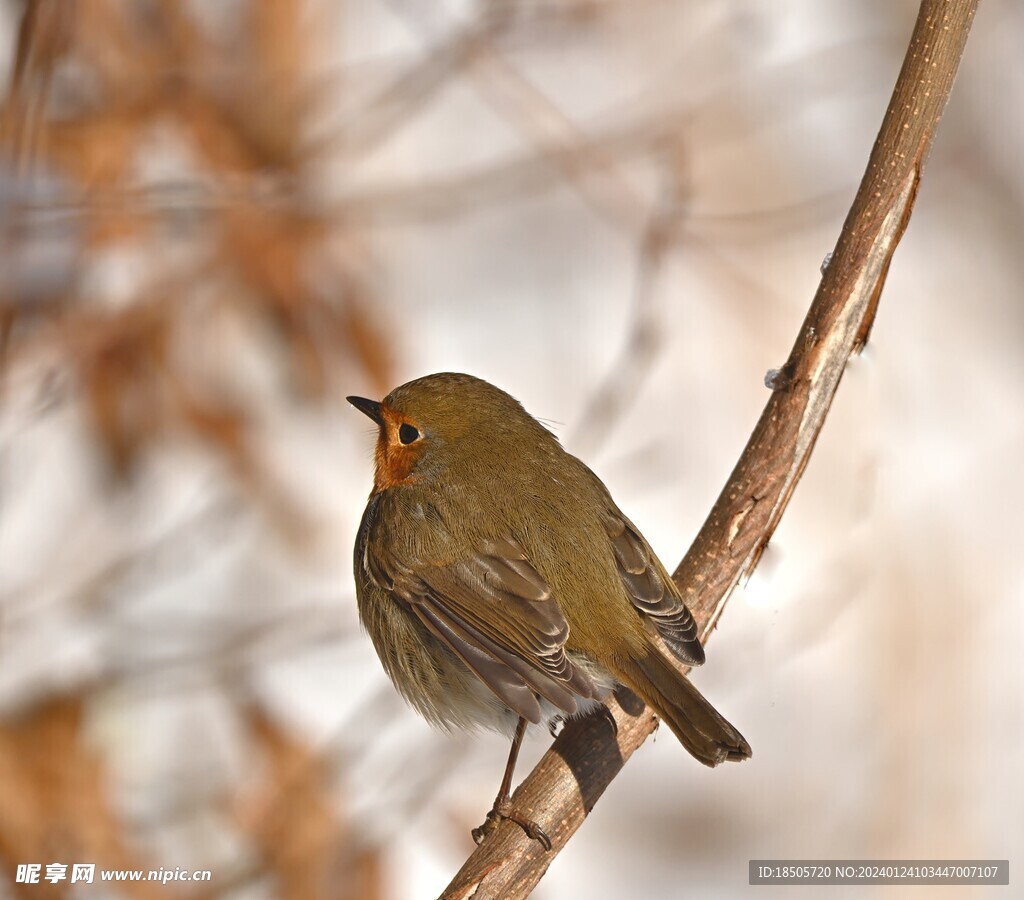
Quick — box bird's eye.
[399,423,420,444]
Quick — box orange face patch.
[373,404,425,491]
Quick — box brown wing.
[366,535,598,724]
[603,510,705,666]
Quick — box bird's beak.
[347,395,385,426]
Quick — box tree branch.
[440,2,979,897]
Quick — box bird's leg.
[471,716,552,850]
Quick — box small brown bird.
[349,373,750,848]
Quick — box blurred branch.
[0,699,165,900]
[327,36,882,225]
[323,7,507,160]
[568,152,688,456]
[221,710,383,900]
[387,0,645,232]
[1,4,397,893]
[1,0,395,478]
[440,1,979,897]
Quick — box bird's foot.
[471,799,552,851]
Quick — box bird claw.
[471,810,499,846]
[471,802,552,851]
[521,819,553,851]
[596,703,618,736]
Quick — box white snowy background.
[0,2,1021,899]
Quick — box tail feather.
[628,648,751,767]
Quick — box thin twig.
[440,2,979,897]
[386,0,646,232]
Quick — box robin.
[349,373,750,848]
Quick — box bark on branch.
[440,2,979,896]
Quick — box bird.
[348,372,750,848]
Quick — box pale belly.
[358,578,613,739]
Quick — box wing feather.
[604,510,705,666]
[367,534,597,723]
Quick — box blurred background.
[0,1,1021,898]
